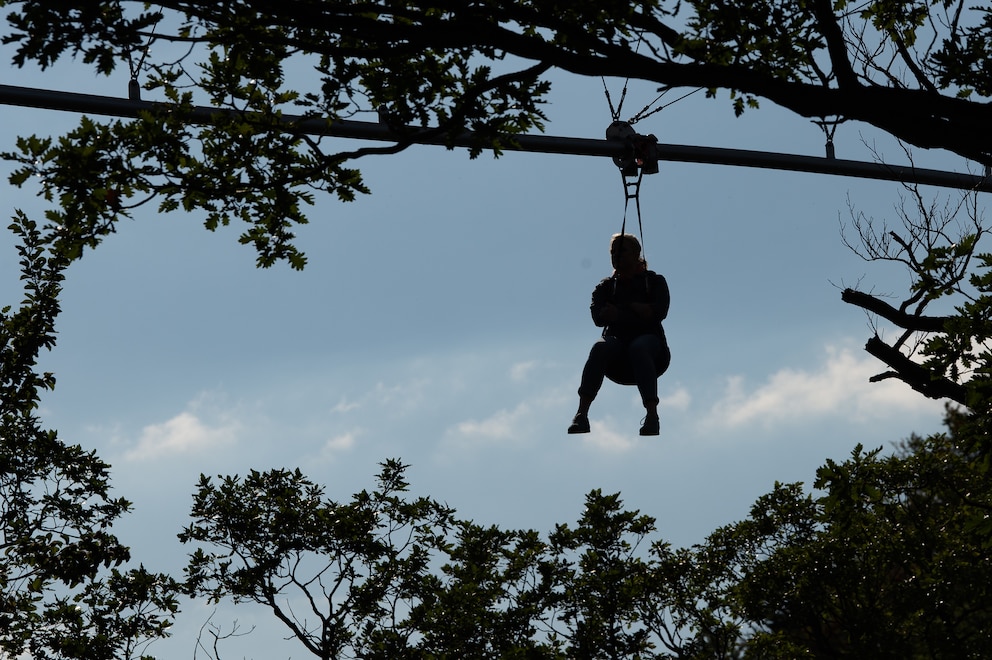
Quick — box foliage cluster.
[171,432,992,659]
[1,212,178,659]
[3,0,992,270]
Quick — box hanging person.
[568,233,671,436]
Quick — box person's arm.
[589,279,616,327]
[650,273,670,322]
[627,274,669,321]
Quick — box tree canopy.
[6,1,992,162]
[3,0,992,268]
[1,211,179,659]
[176,419,992,658]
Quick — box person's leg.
[627,334,663,435]
[569,338,623,433]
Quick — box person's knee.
[587,340,616,364]
[627,343,655,361]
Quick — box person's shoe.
[639,413,660,436]
[567,413,590,434]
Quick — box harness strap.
[619,168,646,262]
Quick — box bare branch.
[842,288,949,332]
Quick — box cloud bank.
[124,410,240,461]
[704,344,944,430]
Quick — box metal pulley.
[606,120,659,176]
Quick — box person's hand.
[630,303,653,319]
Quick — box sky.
[0,41,966,657]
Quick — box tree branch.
[864,335,967,404]
[842,288,949,332]
[138,1,992,165]
[810,0,857,87]
[893,35,939,93]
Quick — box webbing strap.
[618,168,646,260]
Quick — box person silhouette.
[568,233,671,436]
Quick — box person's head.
[610,233,646,275]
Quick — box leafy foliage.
[840,183,992,419]
[181,460,458,658]
[411,521,554,659]
[178,420,992,659]
[181,462,675,658]
[1,211,179,659]
[544,490,661,658]
[737,428,992,657]
[4,1,992,268]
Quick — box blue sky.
[2,54,959,656]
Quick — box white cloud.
[369,377,433,416]
[660,385,691,411]
[125,411,239,461]
[446,399,640,453]
[705,345,944,430]
[315,431,357,462]
[330,398,361,414]
[510,360,539,381]
[450,402,532,443]
[440,382,565,448]
[582,419,637,452]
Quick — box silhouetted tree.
[1,211,179,659]
[4,1,991,269]
[179,408,992,659]
[732,416,992,657]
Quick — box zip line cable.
[1,82,989,193]
[631,86,703,124]
[601,30,646,123]
[601,77,627,123]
